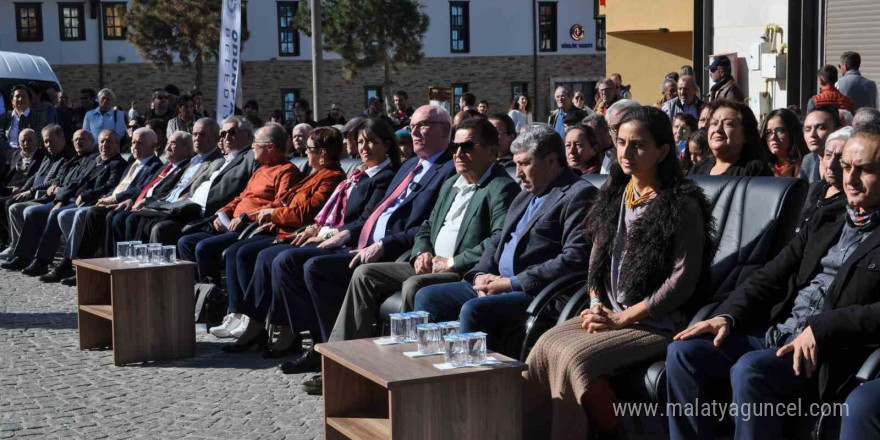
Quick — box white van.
[0,51,62,112]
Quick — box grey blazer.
[184,147,259,216]
[464,168,597,295]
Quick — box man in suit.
[52,128,163,285]
[0,85,47,151]
[127,116,257,246]
[326,117,520,346]
[267,105,456,382]
[97,130,195,258]
[0,129,45,250]
[666,120,880,440]
[12,129,117,276]
[414,124,596,352]
[0,125,74,262]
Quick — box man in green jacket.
[327,117,520,342]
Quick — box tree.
[295,0,430,111]
[127,0,249,91]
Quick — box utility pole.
[311,0,323,117]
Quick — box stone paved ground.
[0,269,324,439]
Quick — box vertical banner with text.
[216,0,241,123]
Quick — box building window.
[58,3,85,41]
[15,3,43,42]
[281,89,300,122]
[452,83,468,113]
[364,86,383,109]
[277,2,300,57]
[511,82,529,102]
[102,2,127,40]
[596,17,606,51]
[449,2,469,53]
[539,2,557,52]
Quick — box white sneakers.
[210,314,249,338]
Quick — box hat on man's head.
[706,56,732,71]
[395,128,412,140]
[563,113,583,126]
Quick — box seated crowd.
[2,50,880,440]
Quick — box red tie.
[135,164,172,204]
[357,163,422,249]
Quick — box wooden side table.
[74,258,196,366]
[316,338,525,440]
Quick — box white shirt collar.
[136,156,153,167]
[363,159,391,178]
[454,166,493,191]
[13,108,31,118]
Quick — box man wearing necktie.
[262,106,456,377]
[415,124,596,356]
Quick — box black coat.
[72,154,129,204]
[2,148,45,188]
[143,157,192,202]
[338,166,395,228]
[54,152,100,203]
[714,209,880,401]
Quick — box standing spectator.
[243,100,259,120]
[73,88,97,128]
[55,91,76,136]
[290,123,313,158]
[82,89,126,146]
[854,107,880,125]
[808,64,855,113]
[509,94,534,133]
[395,128,414,161]
[128,101,140,122]
[655,78,678,109]
[143,89,174,143]
[573,90,587,110]
[294,99,318,127]
[686,128,710,173]
[697,103,712,129]
[389,91,414,128]
[28,83,58,125]
[341,117,365,158]
[191,90,208,119]
[593,78,619,116]
[318,103,346,127]
[564,124,602,174]
[166,94,197,140]
[583,113,617,174]
[690,100,772,176]
[610,72,632,99]
[488,113,516,166]
[0,85,47,151]
[760,108,805,178]
[707,56,745,103]
[550,86,588,138]
[672,113,698,169]
[267,109,284,124]
[477,100,490,115]
[800,106,842,184]
[664,76,704,120]
[836,51,878,110]
[459,92,476,112]
[679,65,696,77]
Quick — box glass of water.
[466,332,488,365]
[134,244,149,264]
[451,336,468,367]
[125,241,143,263]
[439,321,460,338]
[162,245,177,264]
[443,335,460,364]
[113,241,131,260]
[148,243,162,264]
[403,312,418,342]
[417,323,440,354]
[390,313,407,342]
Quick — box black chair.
[340,157,363,176]
[527,175,809,403]
[290,156,311,175]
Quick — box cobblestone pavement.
[0,269,324,439]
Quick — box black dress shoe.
[263,334,303,359]
[60,276,77,286]
[39,262,75,283]
[221,329,268,353]
[301,374,322,396]
[22,260,50,277]
[2,257,31,271]
[280,349,322,374]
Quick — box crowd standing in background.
[1,49,880,440]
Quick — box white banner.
[215,0,242,124]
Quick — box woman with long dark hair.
[690,100,773,176]
[525,106,717,439]
[759,108,806,178]
[508,94,534,133]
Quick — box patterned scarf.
[846,206,880,229]
[313,167,365,228]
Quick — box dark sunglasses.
[450,140,479,153]
[219,129,237,138]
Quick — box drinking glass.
[466,332,488,365]
[451,336,468,367]
[134,244,149,264]
[443,335,460,364]
[403,312,418,342]
[390,313,407,342]
[148,244,162,264]
[162,245,177,264]
[113,241,131,261]
[125,241,143,262]
[417,323,440,354]
[439,321,460,338]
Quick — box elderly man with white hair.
[82,88,126,145]
[53,128,162,285]
[290,123,312,157]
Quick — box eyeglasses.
[219,129,237,138]
[410,121,443,132]
[450,140,479,154]
[573,95,584,101]
[306,146,323,154]
[762,128,788,139]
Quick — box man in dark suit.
[0,129,45,250]
[666,120,880,440]
[414,124,596,350]
[12,129,118,276]
[51,128,162,284]
[326,118,520,347]
[97,130,195,258]
[126,116,257,246]
[262,106,456,380]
